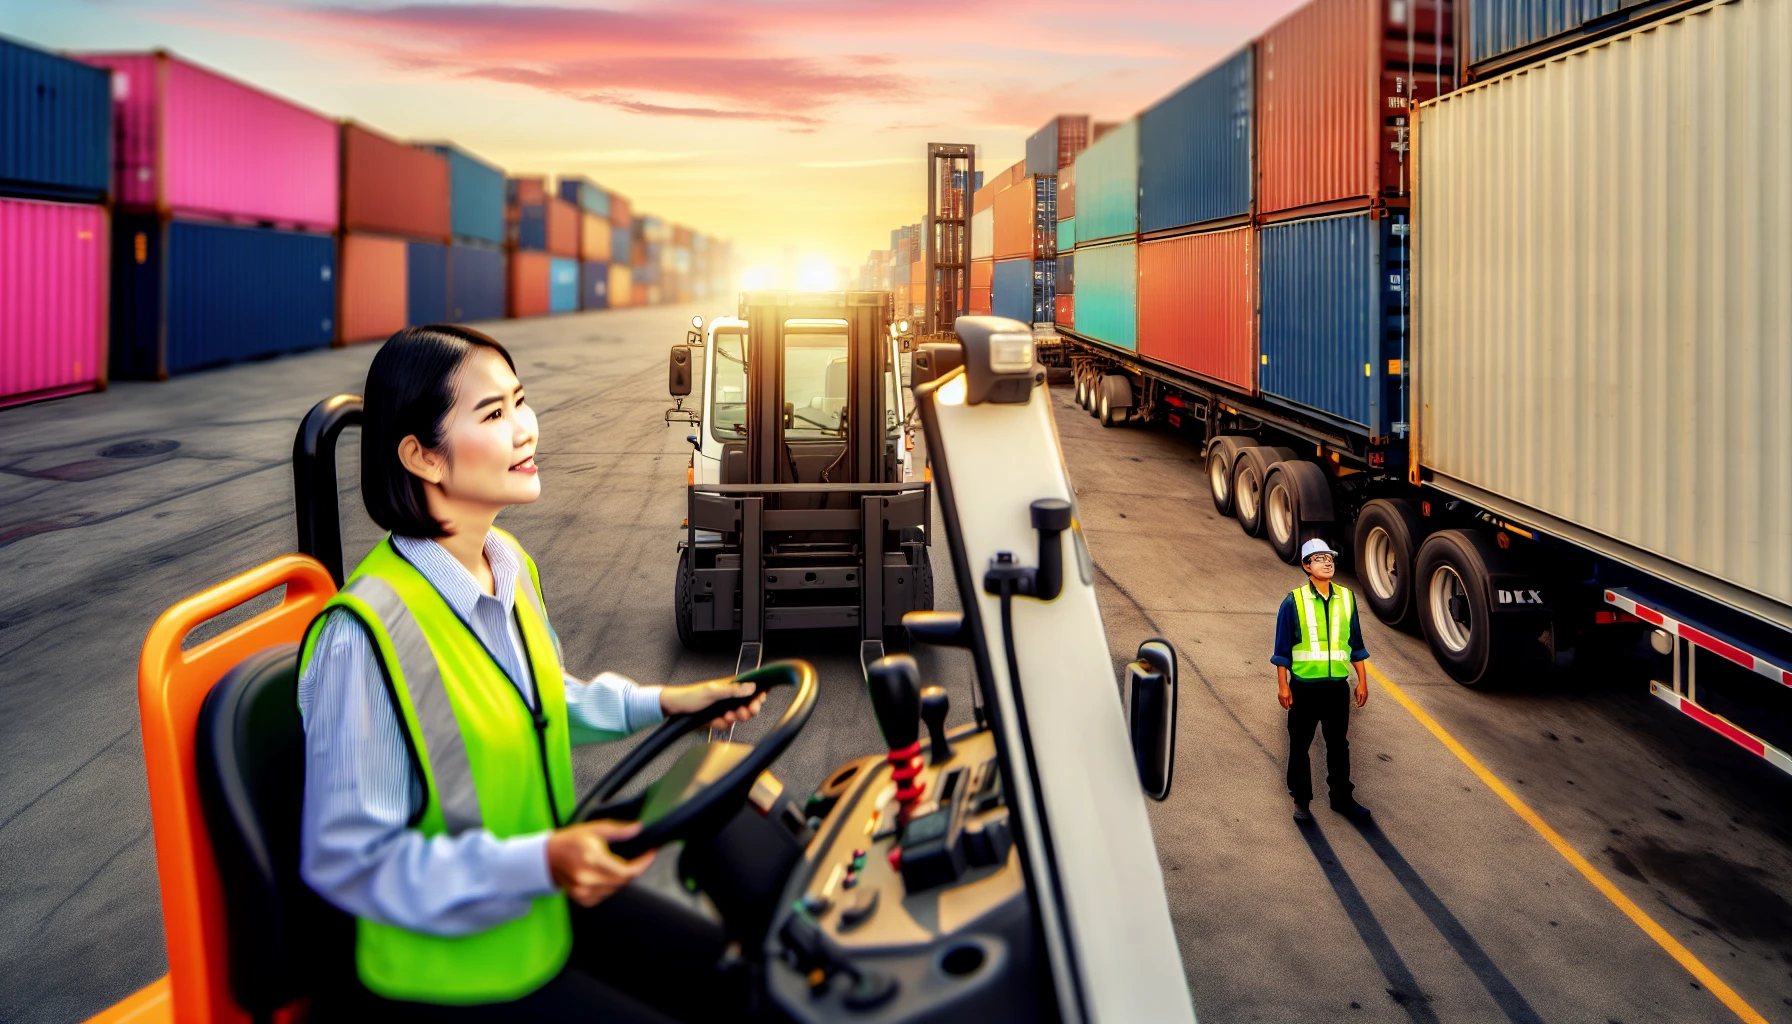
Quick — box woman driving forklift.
[299,324,764,1020]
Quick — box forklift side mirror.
[669,345,693,397]
[784,402,795,429]
[693,315,704,330]
[1127,639,1178,801]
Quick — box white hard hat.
[1300,539,1340,562]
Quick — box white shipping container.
[1415,0,1792,630]
[971,207,994,261]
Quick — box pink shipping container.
[1,198,108,407]
[1136,225,1256,393]
[1256,0,1454,218]
[78,51,338,231]
[342,122,451,242]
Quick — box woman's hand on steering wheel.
[547,820,656,907]
[660,677,767,730]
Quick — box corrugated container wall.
[1139,47,1252,233]
[994,177,1054,260]
[1058,219,1075,252]
[111,216,334,378]
[1137,226,1255,392]
[992,258,1032,323]
[548,256,578,312]
[2,40,112,201]
[1057,164,1076,221]
[969,258,993,316]
[581,213,611,262]
[1416,0,1792,627]
[1071,242,1137,351]
[1256,0,1453,216]
[1259,210,1405,435]
[608,264,632,308]
[513,204,546,251]
[82,52,338,230]
[580,261,609,310]
[448,243,504,322]
[1469,0,1620,66]
[343,123,450,242]
[338,233,407,344]
[423,144,505,246]
[559,176,610,218]
[406,241,448,326]
[1026,115,1091,177]
[1,198,107,405]
[970,208,994,260]
[1072,119,1138,243]
[546,198,578,258]
[509,250,549,317]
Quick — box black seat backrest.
[196,643,352,1012]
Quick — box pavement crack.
[0,726,135,834]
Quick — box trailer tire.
[675,551,734,654]
[1232,446,1295,538]
[1415,529,1549,686]
[1264,461,1335,564]
[1098,391,1125,427]
[1205,435,1253,516]
[1074,375,1088,408]
[1355,498,1424,627]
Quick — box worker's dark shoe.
[1292,801,1315,823]
[1330,799,1371,820]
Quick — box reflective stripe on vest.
[1290,584,1354,680]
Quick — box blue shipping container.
[1025,120,1059,179]
[406,240,448,326]
[514,204,546,250]
[1139,46,1252,233]
[636,259,661,287]
[612,224,631,263]
[1,38,112,201]
[992,258,1033,323]
[449,242,504,322]
[111,215,335,379]
[1259,211,1407,437]
[580,260,609,310]
[422,144,505,246]
[558,176,610,218]
[548,257,578,313]
[1470,0,1621,65]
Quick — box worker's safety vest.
[1289,583,1355,681]
[298,529,576,1005]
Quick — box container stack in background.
[423,143,506,323]
[608,194,633,308]
[2,38,111,407]
[338,121,450,344]
[83,50,340,380]
[560,176,611,311]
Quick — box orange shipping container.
[546,198,578,257]
[608,264,633,307]
[970,287,992,316]
[337,233,407,344]
[973,178,1004,214]
[342,123,450,242]
[970,258,993,292]
[632,283,648,306]
[993,178,1039,260]
[1136,226,1256,393]
[509,176,546,206]
[580,212,611,261]
[508,249,550,317]
[1054,294,1073,328]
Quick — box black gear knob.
[866,655,921,753]
[920,686,952,764]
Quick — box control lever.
[778,911,899,1011]
[983,498,1073,601]
[920,686,953,764]
[865,655,926,820]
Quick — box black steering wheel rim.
[573,660,817,859]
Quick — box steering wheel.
[573,661,818,860]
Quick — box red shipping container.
[509,177,546,206]
[337,233,407,345]
[508,250,550,318]
[1257,0,1453,217]
[970,258,993,292]
[1056,115,1090,170]
[580,213,611,262]
[343,122,450,242]
[631,283,648,306]
[1,198,108,407]
[1057,164,1076,221]
[609,194,632,229]
[970,287,992,316]
[1054,294,1073,328]
[546,197,578,258]
[1136,226,1256,393]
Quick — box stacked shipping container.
[424,143,506,322]
[338,121,450,343]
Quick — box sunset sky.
[14,0,1302,283]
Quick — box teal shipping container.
[1071,241,1137,350]
[421,144,504,246]
[1072,119,1138,243]
[1058,218,1075,252]
[548,256,578,312]
[558,176,610,218]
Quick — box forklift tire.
[675,553,734,654]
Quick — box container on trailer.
[1070,240,1137,350]
[1137,225,1255,392]
[546,197,578,258]
[337,233,407,344]
[1465,0,1676,70]
[1071,119,1138,243]
[580,260,609,310]
[0,198,108,406]
[1258,210,1404,436]
[1256,0,1454,218]
[508,249,549,318]
[80,51,338,230]
[548,257,578,312]
[1055,295,1074,328]
[608,264,632,308]
[1416,0,1792,628]
[1056,251,1074,296]
[1139,46,1252,233]
[558,176,610,218]
[1057,218,1075,253]
[110,215,334,378]
[448,242,504,322]
[1056,164,1076,221]
[405,240,447,326]
[580,213,611,262]
[341,122,450,242]
[1026,114,1091,177]
[419,143,505,246]
[2,39,112,202]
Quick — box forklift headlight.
[948,316,1044,405]
[898,320,910,333]
[988,333,1034,373]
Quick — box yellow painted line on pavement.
[1365,662,1768,1024]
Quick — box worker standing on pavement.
[1271,538,1373,822]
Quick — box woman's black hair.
[362,324,517,538]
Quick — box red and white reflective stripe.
[1604,590,1792,689]
[1649,683,1792,777]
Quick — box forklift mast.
[923,144,976,336]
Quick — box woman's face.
[422,347,541,512]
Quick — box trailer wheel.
[1231,446,1295,538]
[1074,375,1086,408]
[1415,529,1548,687]
[675,551,733,654]
[1098,391,1125,427]
[1355,498,1424,627]
[1205,436,1252,517]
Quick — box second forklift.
[669,291,932,676]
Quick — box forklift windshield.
[782,324,849,439]
[710,328,748,441]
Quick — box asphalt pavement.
[1,308,1788,1022]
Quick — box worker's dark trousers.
[1287,678,1353,805]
